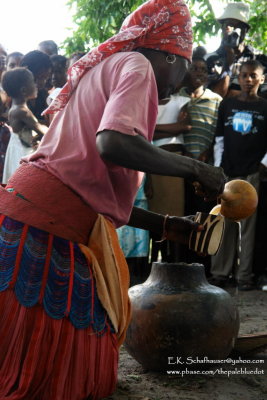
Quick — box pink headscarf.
[45,0,192,114]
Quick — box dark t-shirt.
[28,89,48,122]
[216,97,267,177]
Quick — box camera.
[223,28,241,48]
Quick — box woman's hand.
[128,208,203,246]
[193,164,226,202]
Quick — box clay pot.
[125,262,239,371]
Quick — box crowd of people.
[0,1,266,399]
[0,41,86,183]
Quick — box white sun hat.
[217,2,250,28]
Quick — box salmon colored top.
[23,52,158,227]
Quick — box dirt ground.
[105,288,267,400]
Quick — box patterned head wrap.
[45,0,192,114]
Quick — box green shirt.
[179,87,222,160]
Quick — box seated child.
[1,67,48,183]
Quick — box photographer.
[206,2,264,98]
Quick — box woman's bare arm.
[96,130,225,201]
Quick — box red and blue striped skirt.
[0,215,118,400]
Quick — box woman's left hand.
[165,215,204,244]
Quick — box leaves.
[62,0,267,55]
[62,0,143,55]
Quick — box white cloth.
[153,93,190,147]
[47,88,62,106]
[213,136,224,167]
[2,132,33,184]
[261,152,267,167]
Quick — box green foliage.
[189,0,220,44]
[246,1,267,53]
[62,0,267,56]
[62,0,143,56]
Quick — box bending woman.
[0,1,225,399]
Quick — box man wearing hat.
[206,2,264,97]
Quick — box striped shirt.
[179,87,222,160]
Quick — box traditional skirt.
[0,164,131,400]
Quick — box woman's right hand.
[193,163,226,201]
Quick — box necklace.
[185,87,205,103]
[191,89,205,103]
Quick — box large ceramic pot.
[125,262,239,371]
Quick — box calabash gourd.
[210,179,258,221]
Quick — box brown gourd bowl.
[211,179,258,221]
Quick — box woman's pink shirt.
[24,52,158,227]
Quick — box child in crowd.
[174,57,222,266]
[68,51,86,67]
[6,52,23,70]
[181,57,222,216]
[1,68,48,183]
[180,57,222,163]
[20,50,52,123]
[0,89,10,182]
[50,54,67,89]
[47,55,68,106]
[38,40,58,56]
[211,60,267,290]
[117,178,150,286]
